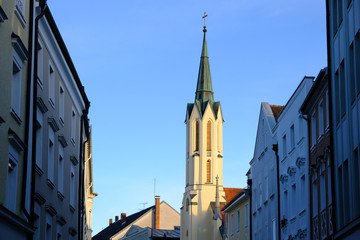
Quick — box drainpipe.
[325,0,336,234]
[272,144,281,240]
[78,111,89,240]
[30,0,47,229]
[21,0,34,222]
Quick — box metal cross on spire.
[202,12,208,32]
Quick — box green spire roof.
[195,27,214,103]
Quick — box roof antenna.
[139,202,148,210]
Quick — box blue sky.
[49,0,327,235]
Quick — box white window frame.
[15,0,26,26]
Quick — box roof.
[219,188,244,220]
[221,189,250,212]
[151,229,180,239]
[92,205,154,240]
[270,105,284,122]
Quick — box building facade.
[326,0,360,238]
[276,76,313,240]
[300,68,333,240]
[180,24,225,240]
[0,0,35,238]
[222,189,250,240]
[250,102,282,240]
[32,6,90,240]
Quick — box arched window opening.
[186,198,189,212]
[195,121,199,151]
[207,121,211,151]
[207,160,211,182]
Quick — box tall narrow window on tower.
[195,121,199,151]
[207,160,211,182]
[207,121,211,151]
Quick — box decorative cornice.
[34,192,46,205]
[70,155,78,166]
[35,164,44,176]
[56,215,67,226]
[58,135,68,147]
[69,226,77,236]
[0,116,5,125]
[11,33,28,61]
[47,179,55,190]
[287,166,296,177]
[57,191,64,201]
[45,204,57,216]
[48,117,59,132]
[280,174,289,185]
[37,97,48,113]
[8,128,25,152]
[0,6,8,22]
[296,157,306,169]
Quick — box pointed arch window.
[195,121,199,151]
[207,121,211,151]
[207,160,211,182]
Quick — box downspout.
[247,179,252,240]
[78,111,88,240]
[325,0,336,234]
[272,144,281,240]
[30,0,47,230]
[22,0,34,222]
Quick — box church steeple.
[195,13,214,103]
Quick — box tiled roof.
[270,105,284,122]
[92,206,154,240]
[220,188,244,220]
[151,229,180,239]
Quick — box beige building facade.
[0,0,34,238]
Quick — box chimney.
[121,213,126,223]
[155,196,160,229]
[109,218,113,225]
[115,216,119,222]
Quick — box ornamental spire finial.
[202,12,208,32]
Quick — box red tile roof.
[220,188,244,220]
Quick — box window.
[206,160,211,182]
[6,145,19,212]
[49,64,55,107]
[290,125,295,150]
[320,165,326,211]
[195,121,199,151]
[353,148,360,216]
[335,69,340,123]
[58,145,64,194]
[230,213,234,235]
[340,61,346,117]
[282,134,287,157]
[37,41,43,85]
[207,121,211,151]
[312,176,318,217]
[311,111,317,147]
[355,33,360,95]
[237,210,240,232]
[48,127,55,183]
[272,219,276,240]
[15,0,25,23]
[343,160,350,223]
[244,204,249,227]
[326,90,330,128]
[337,166,343,227]
[291,184,297,217]
[186,198,189,212]
[318,100,324,137]
[46,213,52,240]
[284,190,288,218]
[36,107,43,168]
[350,43,356,102]
[59,85,64,125]
[71,109,76,144]
[70,166,75,207]
[265,176,269,200]
[301,175,306,210]
[11,56,22,119]
[56,224,62,240]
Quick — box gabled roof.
[186,100,221,120]
[219,188,244,220]
[92,206,154,240]
[152,229,180,239]
[221,189,249,213]
[269,105,284,122]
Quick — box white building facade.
[250,102,281,240]
[275,77,314,240]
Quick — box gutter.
[30,0,47,229]
[21,0,34,222]
[272,144,281,240]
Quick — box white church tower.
[180,14,226,240]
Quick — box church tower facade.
[180,20,225,240]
